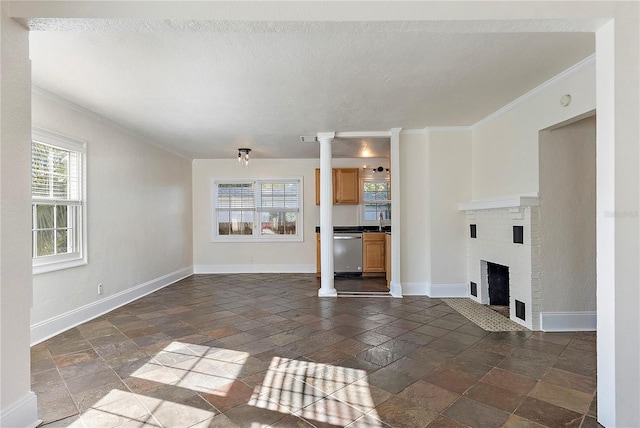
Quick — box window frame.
[211,177,304,243]
[32,128,87,274]
[361,177,391,225]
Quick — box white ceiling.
[28,20,594,159]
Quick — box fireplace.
[459,194,540,330]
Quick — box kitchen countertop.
[315,226,391,233]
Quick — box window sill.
[211,235,303,243]
[33,256,87,275]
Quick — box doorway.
[538,114,596,324]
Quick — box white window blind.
[32,141,82,202]
[216,183,255,236]
[258,181,299,236]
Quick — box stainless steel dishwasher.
[333,232,363,274]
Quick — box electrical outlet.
[98,283,103,295]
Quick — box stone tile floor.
[32,274,599,427]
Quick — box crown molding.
[335,131,391,138]
[400,128,428,135]
[426,126,473,133]
[471,53,596,130]
[32,86,192,160]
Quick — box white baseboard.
[389,281,403,298]
[540,311,597,332]
[0,391,40,428]
[194,264,315,274]
[401,282,429,296]
[427,283,469,298]
[401,282,469,297]
[30,267,193,345]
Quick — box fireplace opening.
[487,262,509,317]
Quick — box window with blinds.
[212,178,302,241]
[216,183,255,235]
[32,128,87,274]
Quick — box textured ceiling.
[28,20,594,159]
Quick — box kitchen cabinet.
[363,232,385,275]
[315,168,359,205]
[385,233,391,289]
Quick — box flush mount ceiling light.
[237,148,251,167]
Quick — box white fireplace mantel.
[458,193,539,212]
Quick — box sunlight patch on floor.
[249,357,383,426]
[131,341,250,393]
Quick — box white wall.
[31,91,193,330]
[428,130,471,287]
[472,58,595,199]
[539,115,596,312]
[399,129,471,296]
[399,132,430,287]
[193,158,317,273]
[0,4,38,427]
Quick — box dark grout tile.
[31,356,56,374]
[399,380,459,412]
[424,366,482,395]
[514,396,583,427]
[480,367,537,395]
[367,366,417,394]
[52,348,100,368]
[463,381,526,412]
[497,357,551,380]
[30,274,598,428]
[63,367,122,395]
[528,380,594,414]
[57,356,111,379]
[426,414,470,427]
[385,356,439,380]
[541,367,597,395]
[46,338,93,357]
[443,397,510,427]
[521,337,568,356]
[224,403,287,427]
[374,396,439,427]
[353,331,393,346]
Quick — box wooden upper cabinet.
[335,168,359,204]
[315,168,359,205]
[363,233,385,273]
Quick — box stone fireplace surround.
[459,194,540,330]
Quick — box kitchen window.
[32,128,87,274]
[212,178,303,242]
[362,179,391,224]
